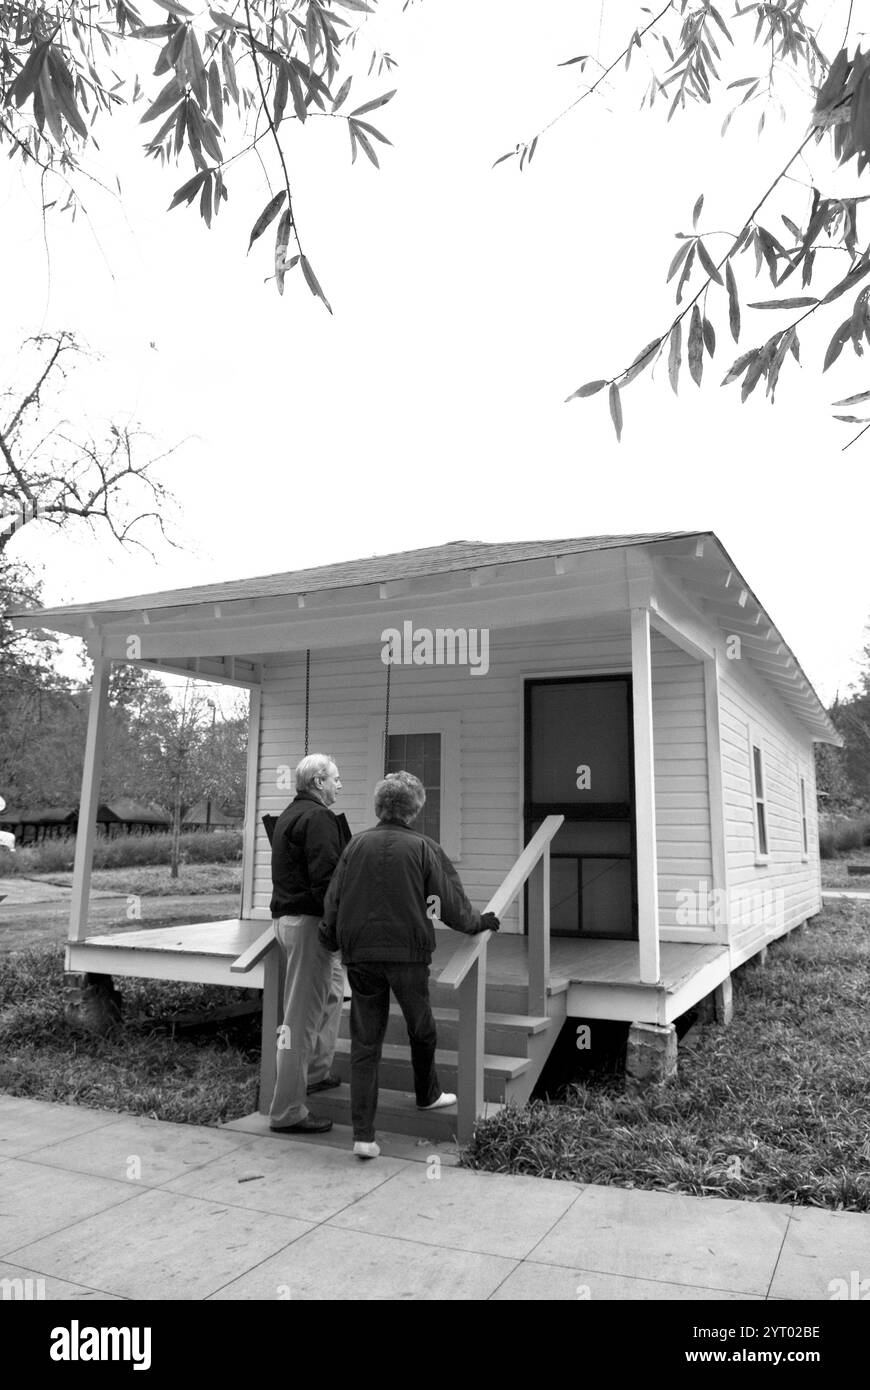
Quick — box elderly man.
[321,771,499,1159]
[269,753,351,1134]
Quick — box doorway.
[524,676,638,939]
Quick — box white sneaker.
[417,1092,457,1111]
[353,1140,380,1159]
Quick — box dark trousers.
[346,962,441,1141]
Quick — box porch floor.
[67,920,730,1025]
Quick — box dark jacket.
[319,820,484,964]
[270,792,352,918]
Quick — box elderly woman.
[320,771,498,1159]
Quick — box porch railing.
[438,814,564,1143]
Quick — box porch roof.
[10,530,839,743]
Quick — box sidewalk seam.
[0,1184,149,1264]
[203,1164,412,1300]
[763,1203,797,1300]
[0,1251,130,1302]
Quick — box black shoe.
[270,1114,333,1134]
[307,1073,342,1094]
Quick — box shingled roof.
[14,533,695,619]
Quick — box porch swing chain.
[303,648,391,775]
[383,657,391,777]
[303,649,311,758]
[303,647,391,774]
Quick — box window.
[800,775,808,856]
[385,731,441,842]
[367,712,460,860]
[752,741,768,858]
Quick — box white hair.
[295,753,336,793]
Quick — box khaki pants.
[269,914,346,1126]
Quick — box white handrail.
[231,924,276,974]
[438,815,564,989]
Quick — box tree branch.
[494,1,676,167]
[607,128,818,388]
[243,0,302,259]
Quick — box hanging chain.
[304,648,311,757]
[383,655,392,777]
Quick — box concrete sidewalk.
[0,1095,867,1301]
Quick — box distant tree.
[195,696,250,816]
[0,325,183,818]
[1,332,175,556]
[0,554,84,809]
[135,680,248,876]
[814,740,858,814]
[819,626,870,812]
[831,703,870,809]
[101,665,174,803]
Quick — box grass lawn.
[33,864,242,896]
[464,898,870,1211]
[0,946,260,1124]
[1,900,868,1210]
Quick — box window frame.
[799,769,809,860]
[367,711,461,861]
[748,723,769,865]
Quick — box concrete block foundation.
[625,1021,678,1092]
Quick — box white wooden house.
[13,531,840,1140]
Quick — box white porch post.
[69,653,111,943]
[630,607,660,984]
[240,684,262,918]
[703,655,730,943]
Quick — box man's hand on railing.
[478,912,500,934]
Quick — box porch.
[66,920,728,1023]
[65,906,730,1142]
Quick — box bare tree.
[1,331,177,557]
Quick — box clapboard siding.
[718,657,820,960]
[651,633,713,934]
[252,621,818,961]
[253,626,636,926]
[254,624,717,940]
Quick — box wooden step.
[428,975,569,1016]
[338,1003,552,1057]
[301,1081,504,1142]
[331,1037,529,1102]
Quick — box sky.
[2,0,868,704]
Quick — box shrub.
[0,830,243,875]
[836,821,868,853]
[820,816,870,858]
[819,829,837,860]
